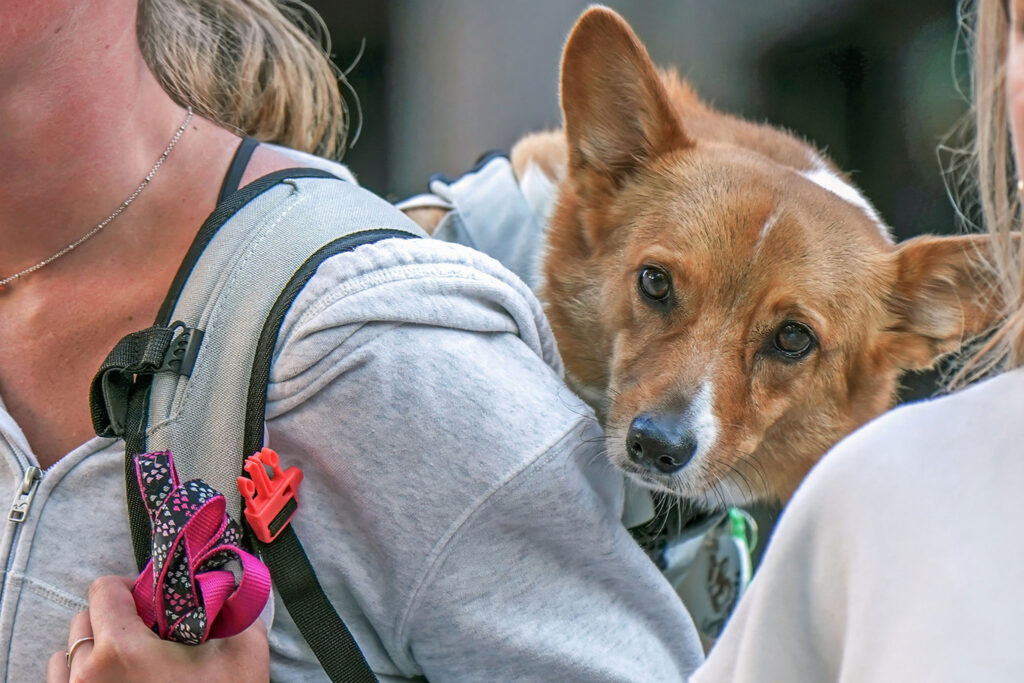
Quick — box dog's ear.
[884,235,1003,369]
[560,7,692,182]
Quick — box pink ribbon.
[131,452,272,644]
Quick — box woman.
[693,0,1024,679]
[0,1,705,681]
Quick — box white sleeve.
[689,452,851,682]
[693,381,1024,682]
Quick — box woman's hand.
[46,576,269,682]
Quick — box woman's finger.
[66,609,92,649]
[218,618,269,658]
[64,608,96,675]
[46,649,71,683]
[87,575,153,643]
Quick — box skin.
[0,1,294,467]
[0,1,288,678]
[46,577,269,683]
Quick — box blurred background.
[309,0,970,246]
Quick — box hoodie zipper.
[0,429,44,610]
[7,467,41,523]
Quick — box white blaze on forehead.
[801,160,893,242]
[755,209,781,249]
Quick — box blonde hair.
[952,0,1024,382]
[137,0,348,160]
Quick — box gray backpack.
[90,158,420,682]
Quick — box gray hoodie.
[0,229,703,679]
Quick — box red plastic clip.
[237,447,304,544]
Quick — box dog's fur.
[409,8,1001,510]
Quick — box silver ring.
[65,635,94,668]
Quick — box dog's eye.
[773,322,815,359]
[638,266,672,302]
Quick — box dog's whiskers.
[732,450,769,499]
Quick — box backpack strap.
[149,171,421,518]
[242,229,415,683]
[221,187,417,682]
[91,168,422,682]
[217,136,261,205]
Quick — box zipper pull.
[8,467,42,523]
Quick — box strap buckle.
[158,324,204,377]
[90,323,205,438]
[238,448,304,544]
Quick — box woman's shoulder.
[696,369,1024,683]
[270,233,562,380]
[264,230,576,475]
[791,367,1024,516]
[833,368,1024,463]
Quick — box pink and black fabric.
[131,451,271,644]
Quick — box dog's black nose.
[626,414,697,474]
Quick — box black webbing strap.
[90,323,205,569]
[123,377,154,569]
[89,326,176,438]
[258,529,377,683]
[217,137,261,206]
[241,229,418,683]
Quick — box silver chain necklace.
[0,107,194,289]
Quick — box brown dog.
[410,7,1000,512]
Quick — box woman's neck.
[0,3,234,281]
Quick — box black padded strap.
[217,137,261,206]
[243,229,417,683]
